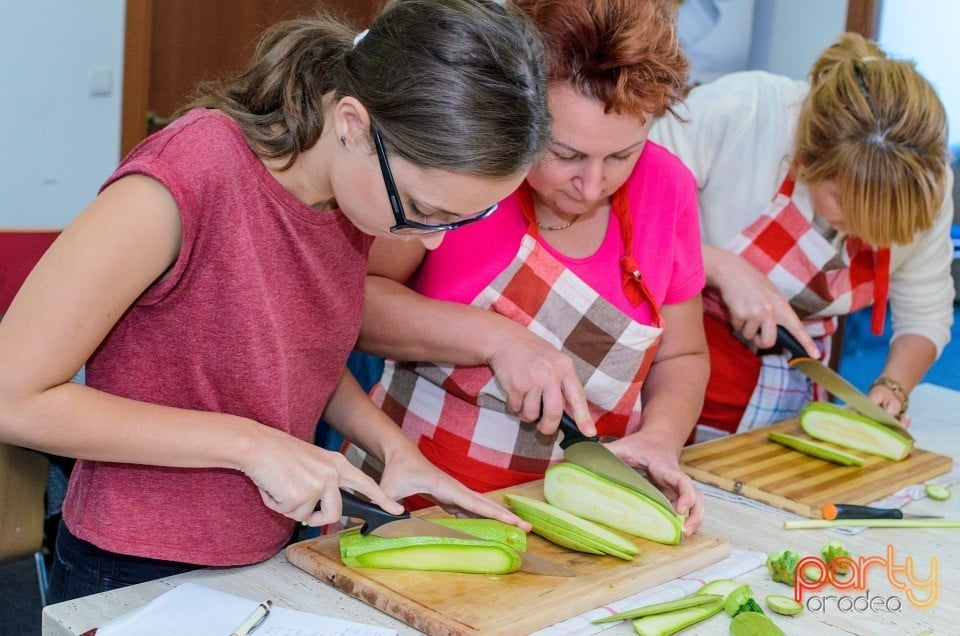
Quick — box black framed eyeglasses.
[371,126,498,235]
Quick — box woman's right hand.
[485,320,595,437]
[705,246,819,357]
[241,424,404,527]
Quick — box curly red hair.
[515,0,688,120]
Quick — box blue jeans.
[46,521,200,604]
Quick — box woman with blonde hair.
[650,33,953,437]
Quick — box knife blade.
[775,326,914,440]
[821,503,942,520]
[334,489,576,577]
[556,412,675,512]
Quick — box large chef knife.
[556,413,676,512]
[332,489,576,577]
[775,326,913,440]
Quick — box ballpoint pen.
[230,600,272,636]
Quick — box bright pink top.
[63,109,373,566]
[412,142,704,324]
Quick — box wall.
[748,0,848,79]
[878,0,960,150]
[0,1,125,229]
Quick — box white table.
[43,384,960,635]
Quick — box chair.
[0,442,49,606]
[1,228,61,607]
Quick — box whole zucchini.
[544,463,683,545]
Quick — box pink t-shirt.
[63,109,373,565]
[412,142,704,323]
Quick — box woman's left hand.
[605,433,704,537]
[867,383,912,428]
[377,443,532,531]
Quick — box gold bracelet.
[870,376,909,415]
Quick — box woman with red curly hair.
[350,0,707,536]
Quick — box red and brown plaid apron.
[700,173,890,433]
[350,184,664,497]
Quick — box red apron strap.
[613,188,662,323]
[870,247,891,335]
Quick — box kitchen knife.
[821,503,942,520]
[556,412,676,513]
[775,326,914,440]
[333,489,576,577]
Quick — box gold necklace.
[537,216,578,231]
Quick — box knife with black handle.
[821,503,941,520]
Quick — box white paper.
[96,582,397,636]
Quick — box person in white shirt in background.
[650,32,954,440]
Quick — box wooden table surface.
[42,384,960,635]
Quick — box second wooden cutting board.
[286,480,729,636]
[679,418,953,518]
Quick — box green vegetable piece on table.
[765,595,804,616]
[590,595,722,623]
[723,585,756,616]
[926,484,951,500]
[800,401,913,461]
[729,611,785,636]
[731,598,766,618]
[630,597,724,636]
[626,580,743,635]
[820,540,851,575]
[339,528,520,574]
[766,550,800,586]
[503,493,638,559]
[543,462,683,545]
[767,432,863,466]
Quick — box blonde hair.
[794,33,947,246]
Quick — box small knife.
[556,412,675,513]
[333,489,576,577]
[774,326,914,440]
[822,503,942,520]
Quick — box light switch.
[88,68,113,97]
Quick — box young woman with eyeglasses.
[649,33,952,438]
[0,0,550,602]
[351,0,707,537]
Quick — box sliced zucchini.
[767,432,863,466]
[504,494,638,558]
[630,597,724,635]
[765,595,804,616]
[723,585,754,616]
[694,578,744,599]
[729,611,785,636]
[544,463,683,545]
[925,484,952,501]
[591,595,722,623]
[339,530,520,574]
[431,517,527,551]
[800,401,913,461]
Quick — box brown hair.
[514,0,689,122]
[179,0,550,178]
[795,32,947,245]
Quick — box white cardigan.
[649,70,955,356]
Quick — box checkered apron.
[351,185,664,495]
[702,174,890,431]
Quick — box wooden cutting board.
[285,480,729,636]
[679,419,953,518]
